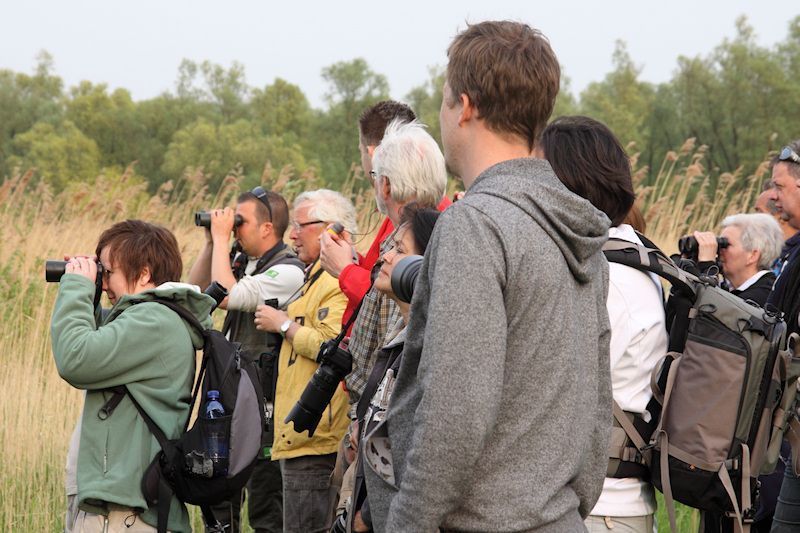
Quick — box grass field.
[0,143,769,531]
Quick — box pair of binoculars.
[194,212,244,228]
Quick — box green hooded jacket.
[52,274,215,532]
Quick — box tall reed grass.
[0,143,771,531]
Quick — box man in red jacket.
[319,109,450,408]
[320,101,416,304]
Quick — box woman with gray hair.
[696,213,783,305]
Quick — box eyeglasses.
[779,146,800,165]
[290,220,325,231]
[250,186,274,221]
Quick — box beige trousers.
[73,509,165,533]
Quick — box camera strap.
[280,260,325,310]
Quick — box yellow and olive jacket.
[272,262,350,460]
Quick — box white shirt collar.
[734,270,770,291]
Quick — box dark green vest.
[222,242,304,402]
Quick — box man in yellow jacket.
[254,189,357,533]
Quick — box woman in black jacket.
[346,204,439,533]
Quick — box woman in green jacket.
[52,220,214,533]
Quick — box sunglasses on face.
[779,146,800,165]
[250,186,274,222]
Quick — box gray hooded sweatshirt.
[367,158,612,532]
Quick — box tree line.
[1,15,799,196]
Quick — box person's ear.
[367,145,376,158]
[382,176,392,198]
[261,220,273,239]
[747,250,760,268]
[137,266,152,288]
[458,93,475,126]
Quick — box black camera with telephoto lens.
[390,255,423,304]
[194,211,244,229]
[284,336,353,436]
[285,255,426,437]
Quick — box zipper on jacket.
[103,429,109,475]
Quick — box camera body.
[285,254,424,437]
[678,235,730,263]
[284,338,352,436]
[194,211,244,229]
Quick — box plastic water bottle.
[203,390,228,476]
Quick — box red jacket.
[339,196,453,308]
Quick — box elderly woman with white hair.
[695,214,785,533]
[695,213,783,305]
[253,189,358,533]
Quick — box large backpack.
[101,298,266,533]
[603,237,800,533]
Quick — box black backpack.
[101,298,266,533]
[603,238,800,532]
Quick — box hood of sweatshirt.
[467,157,611,284]
[105,282,215,348]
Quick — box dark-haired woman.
[344,205,439,533]
[52,220,214,533]
[542,117,667,533]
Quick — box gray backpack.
[603,238,800,532]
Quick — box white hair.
[371,119,447,208]
[721,213,784,270]
[293,189,358,234]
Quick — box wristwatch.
[279,319,293,337]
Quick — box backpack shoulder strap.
[100,297,210,430]
[603,237,697,300]
[145,297,207,337]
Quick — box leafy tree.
[133,94,215,187]
[668,16,800,178]
[0,51,64,176]
[161,118,308,191]
[405,66,445,146]
[311,58,390,187]
[551,73,580,120]
[9,120,100,189]
[174,59,249,123]
[579,41,655,152]
[65,81,144,169]
[251,78,312,141]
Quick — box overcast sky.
[1,1,795,108]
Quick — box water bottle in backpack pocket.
[192,390,231,478]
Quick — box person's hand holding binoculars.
[692,231,719,262]
[65,256,98,282]
[209,208,236,244]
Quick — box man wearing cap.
[189,187,305,533]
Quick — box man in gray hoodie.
[365,20,613,532]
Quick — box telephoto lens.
[390,255,424,304]
[194,212,244,228]
[284,338,352,436]
[203,281,229,312]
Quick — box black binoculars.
[45,260,103,283]
[194,212,244,229]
